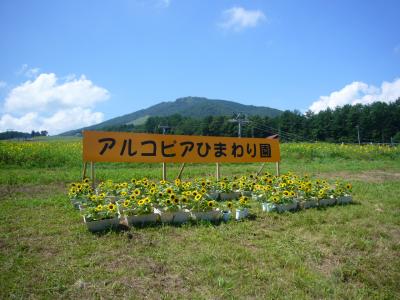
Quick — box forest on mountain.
[106,99,400,143]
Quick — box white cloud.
[4,73,109,113]
[0,72,110,134]
[220,6,266,31]
[17,64,40,78]
[309,78,400,113]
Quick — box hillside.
[60,97,282,135]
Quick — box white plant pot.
[241,191,252,197]
[219,192,239,201]
[252,194,265,202]
[276,201,298,213]
[337,196,352,205]
[127,213,159,226]
[301,199,318,209]
[318,198,336,207]
[221,211,231,222]
[261,202,276,212]
[206,192,220,200]
[192,210,221,222]
[84,216,120,232]
[171,210,191,223]
[235,208,249,220]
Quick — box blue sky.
[0,0,399,134]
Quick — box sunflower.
[166,188,173,194]
[144,197,151,203]
[123,200,131,207]
[158,192,164,198]
[160,180,166,185]
[83,178,89,183]
[207,201,214,207]
[195,194,202,201]
[170,194,176,200]
[130,194,136,200]
[165,199,172,205]
[138,199,145,206]
[131,178,136,184]
[289,191,295,197]
[120,191,127,196]
[133,189,141,196]
[192,191,198,197]
[346,183,352,190]
[108,203,116,211]
[227,201,233,209]
[173,198,179,205]
[95,204,103,212]
[283,190,289,196]
[181,196,188,204]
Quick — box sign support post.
[276,162,280,176]
[90,161,95,188]
[216,163,220,181]
[82,162,88,180]
[177,163,186,179]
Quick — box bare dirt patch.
[318,170,400,183]
[0,182,66,200]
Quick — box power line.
[229,113,249,138]
[249,120,313,142]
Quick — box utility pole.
[158,125,171,180]
[229,113,249,138]
[356,125,361,145]
[158,125,171,135]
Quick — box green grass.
[0,141,400,299]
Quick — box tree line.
[115,100,398,143]
[105,100,400,143]
[0,130,48,140]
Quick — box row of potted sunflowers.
[68,172,352,232]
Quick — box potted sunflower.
[120,196,159,226]
[218,180,239,201]
[155,193,191,223]
[220,201,233,222]
[235,196,251,220]
[82,202,120,232]
[191,194,221,222]
[335,182,353,204]
[270,191,298,213]
[317,188,337,207]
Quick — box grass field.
[0,140,399,299]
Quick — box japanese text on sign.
[83,131,280,163]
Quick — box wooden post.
[177,163,186,180]
[162,162,167,181]
[216,163,220,181]
[91,161,95,188]
[82,162,88,180]
[276,162,280,176]
[256,163,265,177]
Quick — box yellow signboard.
[83,131,280,163]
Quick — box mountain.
[60,96,282,135]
